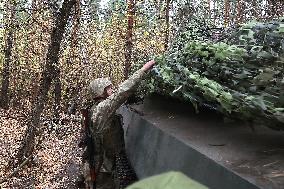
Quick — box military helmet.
[88,77,112,98]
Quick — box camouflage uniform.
[81,69,144,189]
[90,69,144,134]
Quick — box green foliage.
[143,19,284,130]
[227,20,284,61]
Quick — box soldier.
[80,60,156,189]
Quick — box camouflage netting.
[143,19,284,130]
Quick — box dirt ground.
[0,109,84,188]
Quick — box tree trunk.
[0,31,13,109]
[0,1,16,109]
[124,0,135,79]
[70,0,80,51]
[252,0,258,20]
[224,0,230,27]
[65,0,81,113]
[207,0,211,19]
[53,69,61,122]
[164,0,170,50]
[17,0,76,162]
[236,0,241,24]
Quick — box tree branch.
[0,155,32,184]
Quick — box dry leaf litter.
[0,109,83,189]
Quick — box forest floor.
[0,108,84,189]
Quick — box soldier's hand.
[142,60,155,72]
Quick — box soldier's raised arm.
[92,60,155,132]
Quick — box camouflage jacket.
[90,69,145,137]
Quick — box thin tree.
[0,0,16,109]
[236,0,242,24]
[124,0,135,79]
[224,0,230,27]
[164,0,171,50]
[17,0,76,162]
[65,0,81,115]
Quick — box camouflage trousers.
[79,114,136,189]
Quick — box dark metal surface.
[118,95,284,189]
